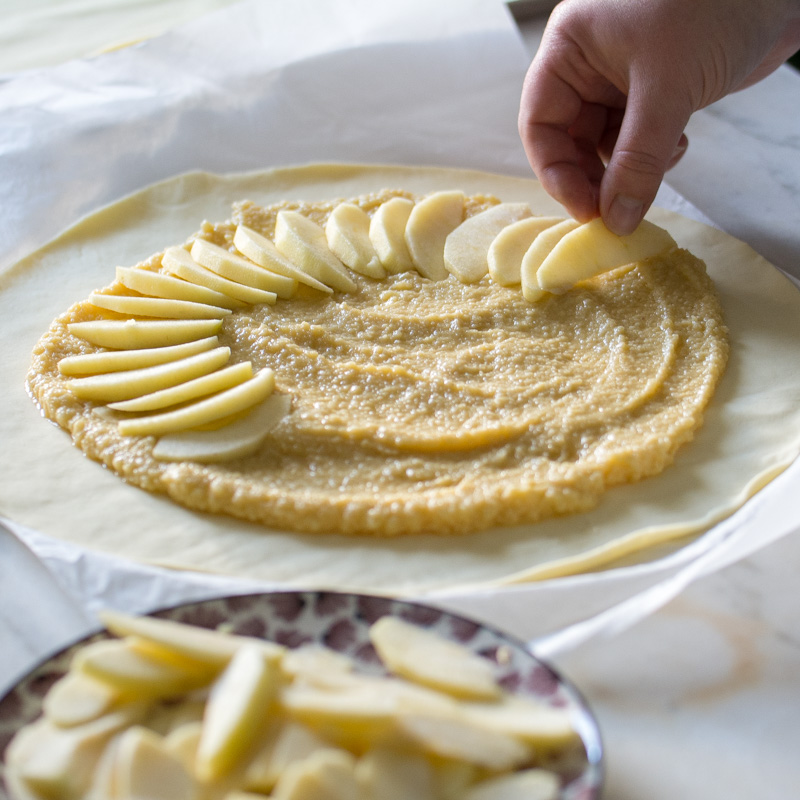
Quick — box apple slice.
[487,216,564,286]
[42,671,122,728]
[6,708,146,800]
[443,202,531,284]
[324,202,385,279]
[536,217,678,294]
[234,224,334,294]
[369,617,500,701]
[245,722,328,793]
[191,238,296,300]
[73,638,216,697]
[108,361,253,412]
[270,748,359,800]
[113,727,197,800]
[461,695,578,752]
[87,292,231,320]
[369,196,415,274]
[97,608,284,669]
[397,712,531,772]
[117,366,275,437]
[115,266,241,309]
[464,769,560,800]
[67,346,231,403]
[274,210,357,293]
[58,336,218,376]
[356,747,436,800]
[162,246,273,306]
[405,190,465,280]
[196,643,281,781]
[520,218,581,302]
[67,319,222,349]
[152,392,291,462]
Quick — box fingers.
[599,82,693,234]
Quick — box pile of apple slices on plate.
[61,191,676,463]
[4,611,580,800]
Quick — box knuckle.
[611,147,667,177]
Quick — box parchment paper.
[1,0,799,662]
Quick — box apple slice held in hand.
[325,202,385,279]
[152,392,291,462]
[405,190,465,281]
[536,217,678,294]
[443,202,531,284]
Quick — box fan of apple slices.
[60,192,676,463]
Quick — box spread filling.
[26,188,728,537]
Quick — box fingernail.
[607,194,643,236]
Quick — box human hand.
[518,0,800,234]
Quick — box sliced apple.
[115,266,241,309]
[405,190,465,280]
[97,609,284,669]
[196,643,281,781]
[58,336,219,376]
[67,346,231,403]
[108,361,253,413]
[487,216,564,286]
[463,769,560,800]
[461,694,578,752]
[281,644,355,684]
[324,202,385,279]
[113,727,198,800]
[163,721,203,773]
[5,709,145,800]
[234,224,334,294]
[536,216,678,294]
[152,392,291,462]
[68,319,222,349]
[520,218,581,302]
[274,210,357,293]
[443,202,531,284]
[244,722,328,793]
[191,238,295,300]
[369,196,415,274]
[369,616,500,701]
[42,671,122,728]
[270,748,359,800]
[73,638,216,698]
[356,747,436,800]
[117,366,275,437]
[162,246,274,306]
[397,712,531,772]
[87,292,231,320]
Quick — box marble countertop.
[1,2,799,798]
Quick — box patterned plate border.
[0,591,604,799]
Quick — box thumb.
[600,84,692,235]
